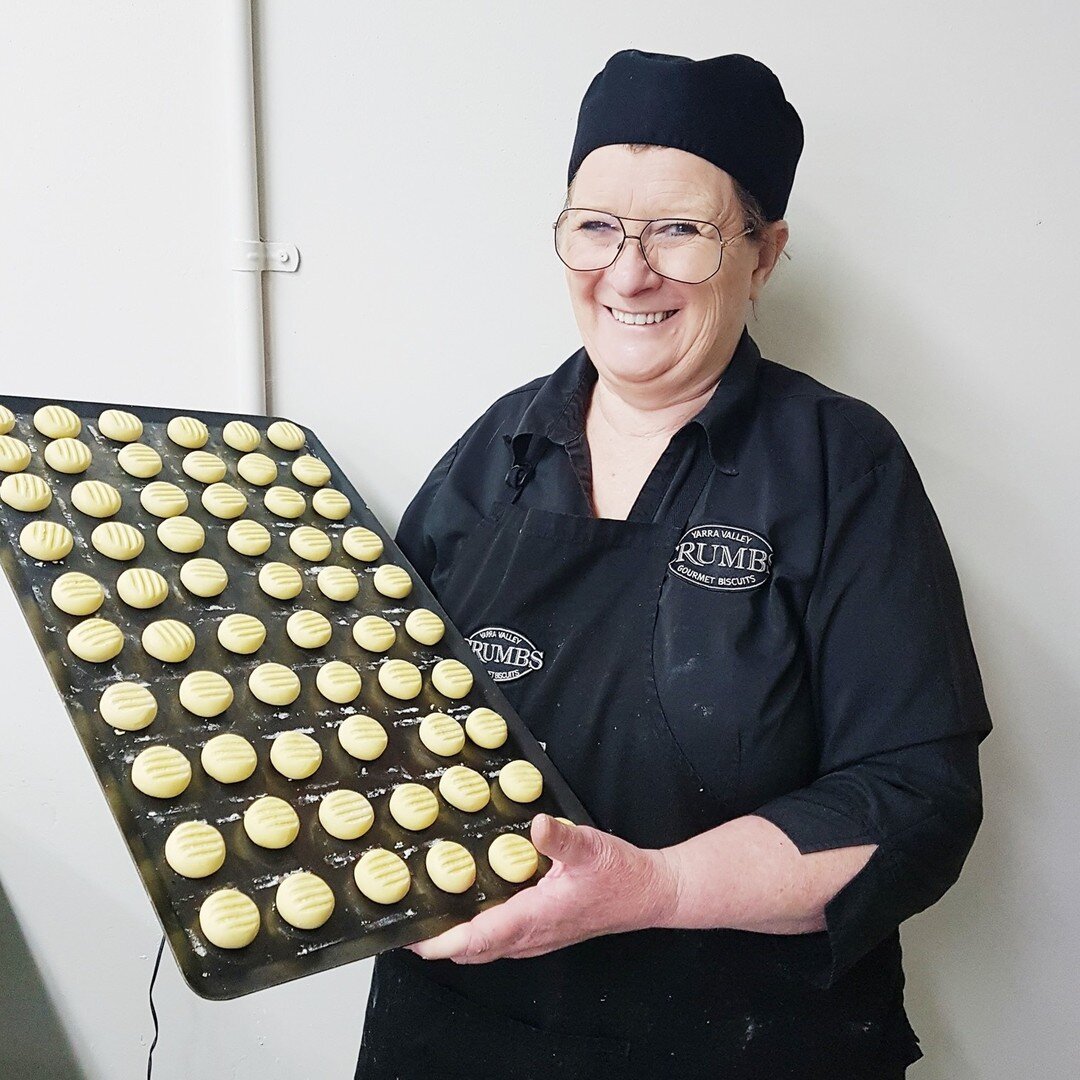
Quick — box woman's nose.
[603,235,663,290]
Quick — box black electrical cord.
[146,934,166,1079]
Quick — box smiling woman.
[355,48,990,1080]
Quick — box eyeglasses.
[552,208,752,284]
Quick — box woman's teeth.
[607,306,678,325]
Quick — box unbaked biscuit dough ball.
[388,783,439,831]
[373,564,412,599]
[142,619,196,663]
[0,435,31,473]
[276,872,335,930]
[33,404,81,439]
[20,520,73,562]
[237,452,278,486]
[200,733,257,784]
[404,608,445,646]
[97,409,143,443]
[352,615,395,653]
[270,730,322,780]
[182,450,227,484]
[318,789,374,840]
[315,660,361,704]
[180,557,228,597]
[217,613,266,655]
[289,525,331,562]
[117,442,162,479]
[165,821,226,879]
[199,888,260,949]
[264,485,306,519]
[99,682,157,731]
[202,482,248,520]
[258,561,303,600]
[312,488,350,521]
[438,765,491,813]
[267,419,305,451]
[465,707,508,749]
[131,745,191,799]
[179,670,234,718]
[140,481,188,518]
[166,415,209,449]
[337,714,388,761]
[342,526,383,562]
[316,565,358,602]
[116,567,169,609]
[286,609,332,649]
[43,438,92,475]
[91,521,144,561]
[0,403,15,435]
[52,571,104,616]
[426,840,477,894]
[377,658,422,700]
[227,518,271,556]
[498,759,544,804]
[1,472,52,512]
[67,618,124,662]
[244,795,300,849]
[157,515,205,554]
[248,662,301,706]
[354,849,410,905]
[431,658,474,699]
[70,479,121,518]
[291,454,331,488]
[223,420,261,452]
[418,712,466,757]
[488,833,539,883]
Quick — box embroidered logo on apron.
[465,626,544,682]
[669,523,773,591]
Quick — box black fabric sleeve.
[752,442,992,988]
[393,439,461,591]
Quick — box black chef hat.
[568,49,803,222]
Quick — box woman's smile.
[603,304,681,326]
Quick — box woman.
[355,50,991,1079]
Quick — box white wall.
[2,2,1077,1077]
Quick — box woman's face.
[564,144,787,400]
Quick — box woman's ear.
[749,220,789,302]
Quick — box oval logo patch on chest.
[669,524,773,591]
[466,626,545,682]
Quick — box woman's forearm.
[651,814,876,935]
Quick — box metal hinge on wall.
[231,239,300,272]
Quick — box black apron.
[355,439,908,1080]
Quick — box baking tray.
[0,395,593,1000]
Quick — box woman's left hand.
[406,814,677,963]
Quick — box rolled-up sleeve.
[752,439,992,987]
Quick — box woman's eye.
[659,221,701,237]
[579,219,617,233]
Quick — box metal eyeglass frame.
[552,207,753,284]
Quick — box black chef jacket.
[392,324,991,1047]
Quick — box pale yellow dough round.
[270,730,322,779]
[165,821,226,878]
[373,564,412,599]
[431,658,474,699]
[488,833,539,883]
[200,733,257,784]
[337,715,388,761]
[237,452,278,486]
[318,789,374,840]
[0,404,15,435]
[289,525,331,562]
[131,745,191,798]
[227,518,271,556]
[0,435,31,473]
[68,617,124,663]
[157,515,205,554]
[426,840,477,894]
[465,707,508,749]
[312,488,351,521]
[52,571,104,616]
[378,658,422,699]
[140,481,188,518]
[258,561,302,600]
[316,565,358,602]
[217,613,266,655]
[199,888,260,949]
[116,567,169,609]
[418,712,466,757]
[316,661,361,704]
[91,521,144,561]
[202,482,248,520]
[291,454,331,487]
[498,759,544,804]
[249,662,301,706]
[142,619,196,663]
[167,415,209,449]
[179,670,234,718]
[97,409,143,443]
[180,557,228,597]
[244,795,299,848]
[70,479,120,518]
[267,420,305,451]
[182,450,226,484]
[34,404,81,439]
[388,783,439,831]
[1,472,52,512]
[354,849,410,905]
[43,438,91,475]
[276,872,335,930]
[20,520,73,562]
[99,682,157,731]
[405,608,445,646]
[342,526,383,562]
[223,419,261,452]
[438,765,491,813]
[287,609,332,649]
[353,615,396,652]
[264,485,306,519]
[117,442,162,479]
